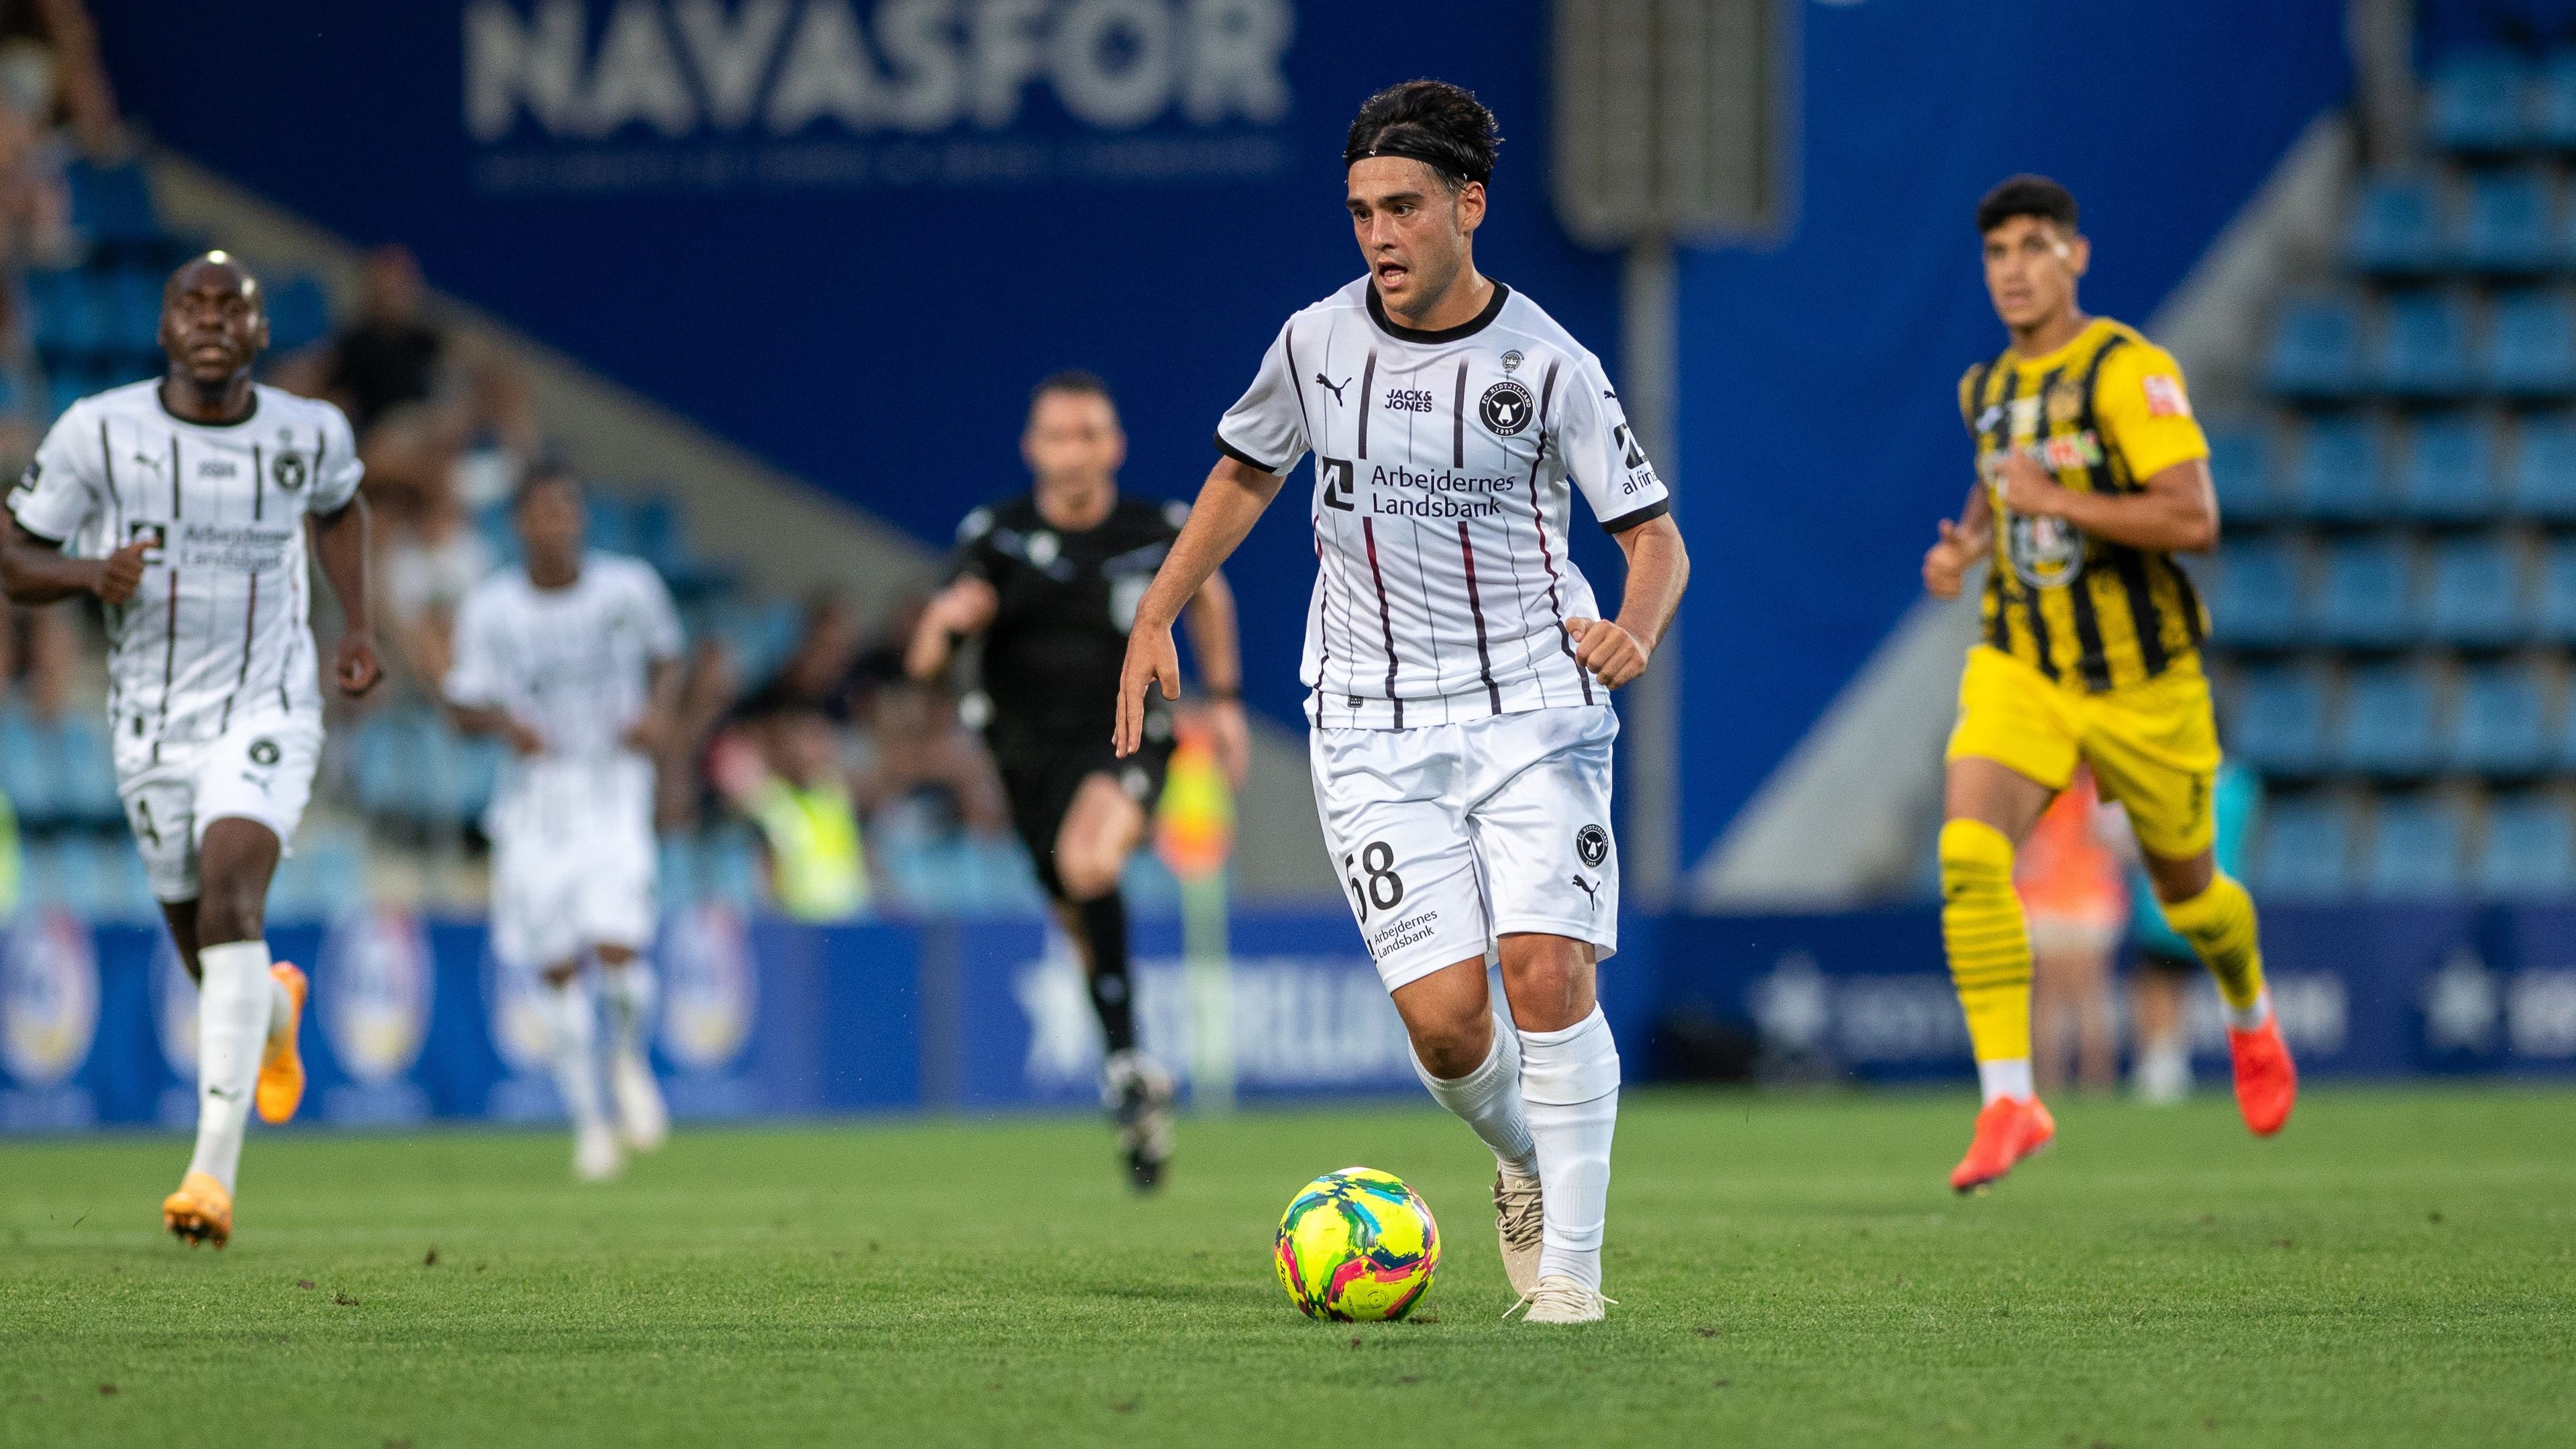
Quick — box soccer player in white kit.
[1116,83,1689,1323]
[445,464,684,1181]
[0,254,382,1247]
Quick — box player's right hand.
[1114,622,1180,759]
[1923,520,1970,600]
[93,539,150,604]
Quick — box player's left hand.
[1998,453,2066,517]
[1115,622,1181,758]
[1201,697,1251,788]
[334,631,382,698]
[1566,617,1650,689]
[622,710,672,755]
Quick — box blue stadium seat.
[2451,662,2554,775]
[586,493,639,555]
[2231,666,2328,779]
[2206,425,2282,523]
[45,714,123,826]
[2541,49,2576,150]
[0,706,56,826]
[2345,172,2447,276]
[2480,794,2576,897]
[2538,538,2576,640]
[2458,170,2558,274]
[2379,292,2478,398]
[2486,289,2576,397]
[2206,538,2303,649]
[2363,794,2469,897]
[2394,413,2499,519]
[63,160,160,245]
[2421,533,2528,647]
[2250,794,2353,899]
[104,269,161,355]
[2264,296,2368,400]
[2427,48,2536,153]
[2309,537,2415,647]
[2288,415,2387,520]
[2508,415,2576,517]
[24,267,104,361]
[350,710,435,821]
[263,274,333,356]
[2333,663,2444,777]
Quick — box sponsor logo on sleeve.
[2143,374,2192,419]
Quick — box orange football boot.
[161,1171,232,1248]
[2228,1014,2297,1136]
[255,961,309,1124]
[1948,1095,2057,1193]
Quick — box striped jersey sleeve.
[1214,320,1312,476]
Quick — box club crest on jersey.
[2006,512,2086,590]
[1575,823,1609,868]
[2045,380,2086,426]
[1479,379,1536,437]
[271,451,308,491]
[1501,349,1524,373]
[247,738,281,767]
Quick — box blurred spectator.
[6,0,122,160]
[378,457,490,694]
[741,589,866,719]
[710,710,870,922]
[852,673,1008,838]
[655,634,739,832]
[320,246,443,435]
[2019,767,2127,1094]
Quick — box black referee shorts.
[993,725,1174,901]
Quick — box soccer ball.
[1273,1167,1440,1322]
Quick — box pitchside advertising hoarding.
[7,902,2576,1130]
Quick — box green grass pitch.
[3,1087,2570,1447]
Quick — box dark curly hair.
[1344,80,1502,191]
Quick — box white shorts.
[113,708,322,904]
[1310,704,1620,992]
[487,757,658,971]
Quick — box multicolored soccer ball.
[1273,1167,1440,1322]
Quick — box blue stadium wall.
[87,1,2345,867]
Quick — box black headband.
[1344,126,1490,186]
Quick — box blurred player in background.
[0,252,380,1245]
[446,464,684,1182]
[2018,767,2125,1093]
[2129,756,2261,1103]
[1923,176,2294,1193]
[1116,81,1688,1322]
[909,372,1248,1190]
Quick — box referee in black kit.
[909,372,1248,1189]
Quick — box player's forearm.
[0,543,101,604]
[1134,458,1280,633]
[1181,570,1242,694]
[447,702,517,739]
[1610,516,1688,650]
[311,498,373,632]
[2047,479,2214,553]
[1955,483,1995,561]
[645,658,683,721]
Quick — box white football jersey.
[1216,279,1668,729]
[443,553,683,833]
[9,380,362,742]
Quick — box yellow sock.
[1939,819,2032,1063]
[2160,872,2267,1014]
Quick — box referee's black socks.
[1078,890,1137,1055]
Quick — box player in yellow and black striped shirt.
[1919,176,2295,1191]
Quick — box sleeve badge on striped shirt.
[2142,374,2192,419]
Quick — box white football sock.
[1518,1006,1619,1294]
[264,969,293,1046]
[545,977,609,1134]
[186,941,271,1193]
[596,957,658,1064]
[1411,1008,1537,1177]
[1978,1057,2034,1104]
[2224,989,2271,1034]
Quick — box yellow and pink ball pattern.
[1273,1167,1440,1322]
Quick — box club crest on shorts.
[247,737,281,767]
[1480,379,1536,436]
[1575,823,1609,868]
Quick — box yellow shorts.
[1945,645,2222,860]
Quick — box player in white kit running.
[0,254,382,1246]
[1117,83,1690,1324]
[445,464,684,1181]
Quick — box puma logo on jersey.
[1316,373,1348,405]
[132,451,164,472]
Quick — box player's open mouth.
[1375,262,1408,286]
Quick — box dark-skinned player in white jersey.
[0,254,380,1246]
[1116,82,1688,1323]
[910,372,1248,1189]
